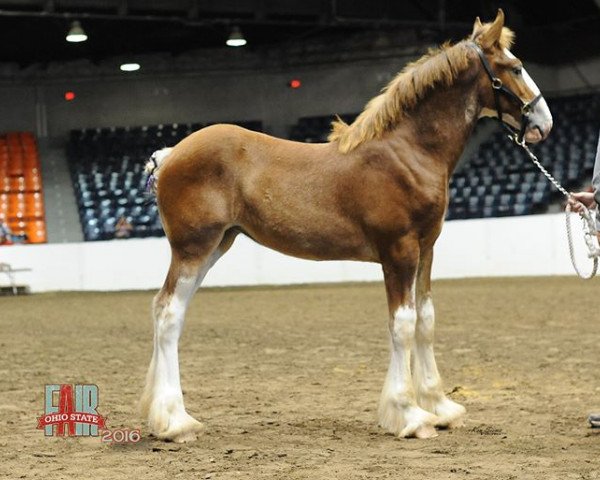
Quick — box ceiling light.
[120,63,141,72]
[226,26,247,47]
[66,21,88,43]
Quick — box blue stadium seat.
[68,119,263,240]
[446,92,599,221]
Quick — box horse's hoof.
[445,416,465,429]
[397,408,439,439]
[434,398,466,429]
[399,420,438,439]
[154,415,204,443]
[158,427,201,444]
[414,423,438,439]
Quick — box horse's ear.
[472,16,483,33]
[479,8,505,49]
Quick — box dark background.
[0,0,598,66]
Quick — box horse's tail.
[144,147,173,194]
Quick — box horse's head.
[471,9,552,144]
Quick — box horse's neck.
[401,72,481,175]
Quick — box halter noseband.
[468,42,543,144]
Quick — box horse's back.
[162,122,345,183]
[155,124,379,260]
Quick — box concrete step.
[39,142,83,243]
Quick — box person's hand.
[568,191,596,213]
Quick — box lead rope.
[509,136,599,279]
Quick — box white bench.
[0,262,31,295]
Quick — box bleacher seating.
[68,120,262,241]
[447,93,599,220]
[69,93,598,242]
[0,132,47,243]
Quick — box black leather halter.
[469,42,543,144]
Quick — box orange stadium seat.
[24,171,42,192]
[5,218,46,243]
[0,131,46,244]
[8,193,25,219]
[8,192,25,207]
[26,220,47,243]
[9,176,25,192]
[23,155,40,169]
[24,193,44,218]
[8,157,24,177]
[0,194,7,219]
[8,219,25,236]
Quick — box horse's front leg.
[413,246,466,428]
[378,236,438,439]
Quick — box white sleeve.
[593,130,600,206]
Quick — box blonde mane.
[329,25,515,153]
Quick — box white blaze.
[478,49,553,141]
[503,48,540,95]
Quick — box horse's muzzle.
[524,98,553,143]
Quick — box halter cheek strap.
[468,42,543,144]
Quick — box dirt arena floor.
[1,276,599,479]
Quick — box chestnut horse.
[140,9,552,442]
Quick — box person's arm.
[592,130,600,205]
[569,131,600,214]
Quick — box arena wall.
[0,53,597,141]
[0,212,588,292]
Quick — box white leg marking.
[379,299,438,439]
[414,294,466,428]
[141,250,222,443]
[145,275,201,442]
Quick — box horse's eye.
[512,66,522,75]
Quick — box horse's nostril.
[533,124,552,140]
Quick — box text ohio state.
[43,413,101,423]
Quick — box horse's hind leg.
[140,228,236,443]
[413,245,466,428]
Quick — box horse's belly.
[240,214,377,262]
[236,160,377,261]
